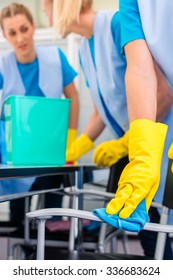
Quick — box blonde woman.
[43,0,173,259]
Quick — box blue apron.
[79,11,129,138]
[138,0,173,91]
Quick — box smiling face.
[2,14,36,62]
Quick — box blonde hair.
[53,0,93,36]
[0,2,34,30]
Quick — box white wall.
[93,0,118,10]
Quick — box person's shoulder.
[36,45,57,52]
[1,50,14,60]
[111,11,120,32]
[0,50,15,70]
[36,46,61,62]
[57,48,70,64]
[111,11,121,43]
[57,48,66,58]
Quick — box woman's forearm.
[84,109,106,141]
[64,82,79,129]
[124,40,157,122]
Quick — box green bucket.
[3,95,71,166]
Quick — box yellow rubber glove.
[106,119,168,219]
[168,143,173,172]
[93,131,129,167]
[66,133,94,162]
[66,129,77,149]
[66,129,78,164]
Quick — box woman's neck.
[16,48,37,64]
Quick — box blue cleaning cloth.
[93,200,150,233]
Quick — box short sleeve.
[58,48,78,87]
[111,12,125,59]
[119,0,145,52]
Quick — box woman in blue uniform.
[123,0,173,217]
[43,0,173,258]
[115,0,173,259]
[0,3,79,223]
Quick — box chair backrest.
[163,159,173,209]
[106,157,173,209]
[107,156,129,193]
